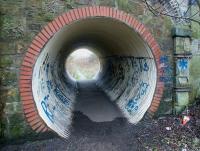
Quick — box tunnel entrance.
[19,7,164,138]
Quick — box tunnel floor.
[74,80,123,122]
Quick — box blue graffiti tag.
[140,82,149,95]
[159,77,173,83]
[159,56,173,83]
[178,59,188,71]
[139,59,149,72]
[126,99,138,113]
[45,63,49,77]
[41,95,54,123]
[143,61,149,71]
[46,80,53,93]
[54,87,70,106]
[159,56,169,64]
[125,81,149,114]
[135,82,149,101]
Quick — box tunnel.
[19,6,164,138]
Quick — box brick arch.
[19,6,164,133]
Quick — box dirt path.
[1,102,200,151]
[74,81,123,122]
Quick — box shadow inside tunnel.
[74,80,124,122]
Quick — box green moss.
[4,114,24,138]
[0,15,24,40]
[191,5,200,39]
[97,0,115,7]
[0,93,6,139]
[23,32,36,43]
[174,105,186,115]
[155,99,173,116]
[163,17,172,30]
[190,56,200,79]
[0,42,15,54]
[1,4,22,16]
[10,125,23,138]
[0,121,6,142]
[43,13,54,22]
[115,0,128,9]
[192,22,200,39]
[0,56,13,68]
[0,70,17,86]
[0,0,24,4]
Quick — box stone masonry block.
[172,27,192,38]
[175,92,189,106]
[174,37,191,54]
[176,76,189,86]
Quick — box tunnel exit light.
[65,48,101,81]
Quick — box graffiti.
[39,66,42,78]
[139,58,149,72]
[97,57,153,102]
[143,61,149,71]
[160,76,173,83]
[54,87,70,106]
[125,81,149,114]
[178,58,188,71]
[47,80,53,93]
[126,99,138,113]
[160,66,172,74]
[159,55,173,83]
[160,56,168,64]
[45,63,50,77]
[38,53,50,79]
[135,82,149,101]
[40,80,46,93]
[41,95,54,123]
[140,82,149,95]
[42,53,49,67]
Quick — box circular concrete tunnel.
[19,7,164,138]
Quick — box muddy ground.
[1,102,200,151]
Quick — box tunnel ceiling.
[19,6,164,138]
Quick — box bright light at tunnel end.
[65,48,101,81]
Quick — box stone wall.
[0,0,180,140]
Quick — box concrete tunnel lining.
[19,7,164,139]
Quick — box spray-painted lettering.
[126,81,149,113]
[126,99,138,113]
[54,87,70,106]
[47,80,53,93]
[41,95,54,123]
[159,55,173,83]
[139,58,149,72]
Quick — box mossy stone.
[0,42,15,54]
[0,70,17,86]
[0,56,13,68]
